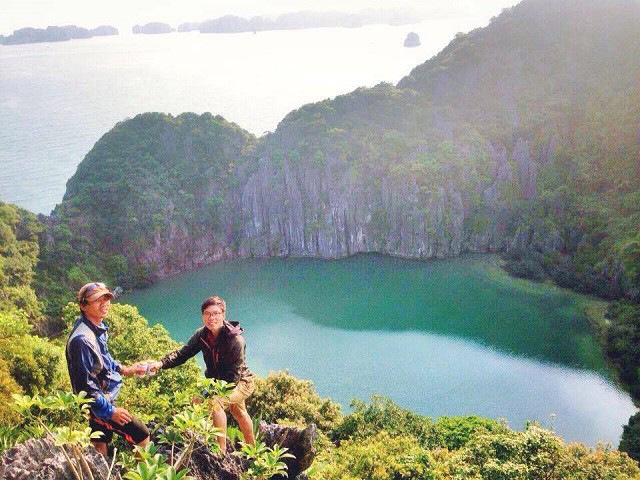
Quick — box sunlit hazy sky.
[2,0,520,35]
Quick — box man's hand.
[121,363,147,377]
[111,407,132,426]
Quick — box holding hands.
[121,361,163,378]
[148,361,163,374]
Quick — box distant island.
[404,32,421,47]
[132,22,174,35]
[1,9,422,44]
[175,8,422,35]
[0,25,117,45]
[177,22,200,33]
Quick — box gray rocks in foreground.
[259,422,316,478]
[156,422,317,480]
[0,422,316,480]
[0,437,120,480]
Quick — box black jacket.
[160,321,253,384]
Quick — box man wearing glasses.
[148,296,255,453]
[66,282,150,456]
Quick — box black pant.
[89,411,149,445]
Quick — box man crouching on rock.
[66,282,150,456]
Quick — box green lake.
[123,254,636,445]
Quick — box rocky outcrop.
[0,25,118,45]
[0,437,119,480]
[193,9,420,34]
[513,138,537,199]
[404,32,420,47]
[237,134,538,261]
[200,16,252,34]
[0,423,316,480]
[259,422,316,478]
[163,422,316,480]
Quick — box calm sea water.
[123,254,636,446]
[0,18,483,214]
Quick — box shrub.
[619,412,640,462]
[316,431,435,480]
[0,358,22,425]
[452,425,640,479]
[434,415,505,450]
[248,371,342,435]
[333,396,437,448]
[0,308,66,396]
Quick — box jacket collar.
[80,315,108,336]
[200,321,241,347]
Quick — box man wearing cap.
[66,282,150,456]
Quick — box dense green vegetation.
[0,202,67,424]
[620,412,640,463]
[0,202,44,325]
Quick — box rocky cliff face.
[237,134,537,261]
[73,137,539,281]
[0,437,119,480]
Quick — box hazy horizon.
[1,0,519,36]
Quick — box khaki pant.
[212,378,254,413]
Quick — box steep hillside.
[0,202,44,325]
[36,113,256,312]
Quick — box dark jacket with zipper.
[159,320,253,384]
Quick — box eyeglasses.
[203,310,224,319]
[81,282,107,302]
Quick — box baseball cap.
[78,282,115,304]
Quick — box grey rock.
[259,422,317,478]
[0,437,119,480]
[91,26,118,36]
[1,422,316,480]
[512,138,538,199]
[177,22,201,33]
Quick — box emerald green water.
[123,254,636,445]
